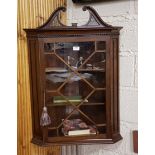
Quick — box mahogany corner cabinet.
[24,6,123,146]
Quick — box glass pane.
[44,41,107,137]
[80,52,106,70]
[85,90,106,104]
[78,72,105,88]
[58,110,98,136]
[80,105,106,125]
[55,42,95,69]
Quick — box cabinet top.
[24,6,122,33]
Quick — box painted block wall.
[63,0,138,155]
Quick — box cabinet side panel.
[36,40,45,118]
[105,36,112,138]
[109,37,114,136]
[28,39,42,137]
[112,37,120,134]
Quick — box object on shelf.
[62,119,97,136]
[93,60,105,69]
[86,64,93,69]
[66,56,84,68]
[46,72,93,83]
[67,56,75,66]
[45,67,68,73]
[53,96,88,103]
[73,46,80,51]
[76,57,84,67]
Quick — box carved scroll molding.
[38,7,66,29]
[38,6,113,29]
[82,6,113,27]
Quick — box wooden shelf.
[48,127,57,130]
[47,134,107,142]
[45,67,105,73]
[47,124,106,131]
[96,123,106,127]
[78,69,105,72]
[82,102,105,106]
[44,50,106,54]
[47,102,105,107]
[32,134,123,146]
[96,50,106,53]
[44,52,54,54]
[45,67,68,73]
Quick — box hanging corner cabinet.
[24,6,123,146]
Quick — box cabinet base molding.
[31,134,122,146]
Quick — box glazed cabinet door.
[39,36,112,143]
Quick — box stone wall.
[62,0,138,154]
